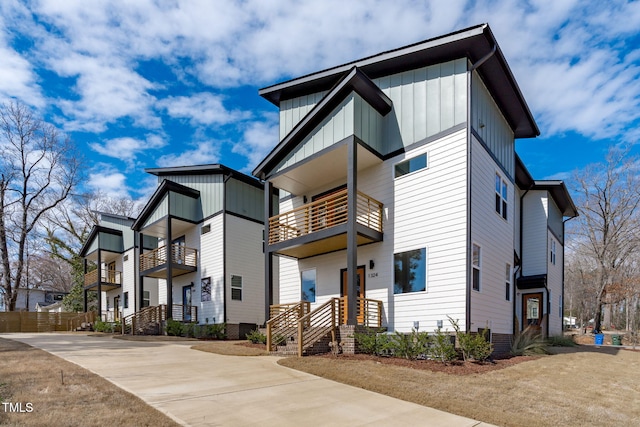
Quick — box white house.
[81,164,270,339]
[253,23,577,355]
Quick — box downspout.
[222,172,233,326]
[466,42,497,332]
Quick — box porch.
[84,268,122,291]
[139,244,198,278]
[268,188,383,258]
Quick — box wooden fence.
[0,312,91,333]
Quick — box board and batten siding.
[143,195,168,229]
[100,216,135,250]
[226,177,264,223]
[198,215,224,324]
[225,214,265,326]
[522,190,549,277]
[276,58,468,166]
[471,72,515,177]
[469,135,515,335]
[158,174,224,219]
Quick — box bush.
[547,335,577,347]
[246,329,267,344]
[511,325,549,356]
[182,323,195,338]
[205,323,226,340]
[165,319,183,336]
[429,328,457,363]
[94,320,116,333]
[448,316,493,362]
[387,329,430,360]
[353,328,390,355]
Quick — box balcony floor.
[140,263,197,279]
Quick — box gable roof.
[131,179,200,231]
[145,163,263,190]
[253,66,392,179]
[79,225,124,257]
[259,23,538,139]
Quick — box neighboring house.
[12,289,68,312]
[82,164,270,339]
[253,23,577,354]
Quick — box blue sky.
[1,0,639,203]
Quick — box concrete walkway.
[3,333,495,427]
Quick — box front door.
[182,285,193,321]
[523,292,543,333]
[114,295,120,321]
[340,266,365,324]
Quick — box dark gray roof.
[260,23,538,139]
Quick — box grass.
[277,346,640,427]
[0,338,180,427]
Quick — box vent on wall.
[201,224,211,235]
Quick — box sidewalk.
[3,333,495,427]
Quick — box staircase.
[266,297,383,356]
[122,304,198,335]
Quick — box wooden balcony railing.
[140,244,197,272]
[84,269,122,286]
[268,189,383,245]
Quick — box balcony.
[84,269,122,291]
[140,244,198,278]
[268,188,383,258]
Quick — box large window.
[472,244,481,292]
[395,153,427,178]
[394,248,426,294]
[301,269,316,303]
[231,275,242,301]
[495,173,507,220]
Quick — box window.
[301,269,316,303]
[550,239,556,265]
[559,295,563,317]
[394,248,426,294]
[495,173,508,220]
[231,275,242,301]
[472,244,481,291]
[123,292,129,309]
[142,291,150,308]
[395,153,427,178]
[201,224,211,234]
[123,254,129,262]
[505,263,511,301]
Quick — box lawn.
[277,345,640,427]
[0,337,180,427]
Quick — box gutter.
[222,172,233,326]
[466,42,497,332]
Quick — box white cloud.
[232,113,280,172]
[89,135,166,165]
[87,169,130,199]
[155,140,221,168]
[157,93,251,126]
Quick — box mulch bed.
[313,352,538,375]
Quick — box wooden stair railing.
[67,311,96,332]
[266,301,310,351]
[297,298,340,356]
[122,305,162,335]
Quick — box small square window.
[201,224,211,235]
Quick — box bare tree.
[0,102,81,311]
[569,148,640,332]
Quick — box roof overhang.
[533,180,578,218]
[254,67,391,180]
[259,23,538,140]
[145,163,263,189]
[132,179,200,231]
[79,226,124,258]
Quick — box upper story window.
[550,239,557,265]
[495,173,508,220]
[472,244,481,292]
[395,153,427,178]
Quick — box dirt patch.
[191,340,270,356]
[0,337,179,427]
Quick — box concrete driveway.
[3,333,494,427]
